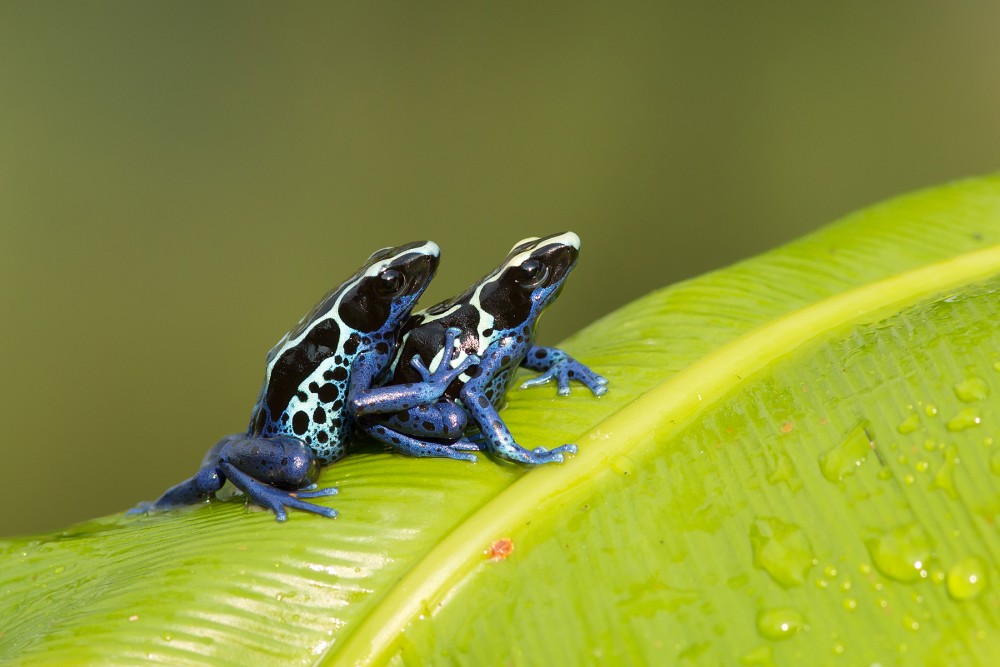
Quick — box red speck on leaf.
[486,538,514,561]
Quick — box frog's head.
[338,240,440,336]
[251,240,439,439]
[474,231,580,333]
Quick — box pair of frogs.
[134,232,607,521]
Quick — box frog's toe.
[295,486,339,499]
[285,499,338,519]
[520,371,556,390]
[523,444,577,464]
[531,449,565,464]
[409,354,433,381]
[440,448,478,463]
[126,502,154,516]
[590,382,608,397]
[260,493,338,521]
[535,443,578,457]
[449,437,484,452]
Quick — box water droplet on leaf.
[953,377,989,402]
[946,557,987,600]
[820,421,870,482]
[946,408,981,431]
[749,517,814,587]
[866,524,932,583]
[756,608,804,640]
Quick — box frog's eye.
[514,258,550,289]
[375,268,405,297]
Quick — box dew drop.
[994,361,1000,372]
[749,517,814,587]
[819,421,870,482]
[930,446,960,499]
[902,613,920,631]
[946,557,987,600]
[756,607,804,640]
[954,377,989,402]
[866,524,932,583]
[843,597,857,611]
[946,408,982,431]
[925,403,939,417]
[897,414,919,434]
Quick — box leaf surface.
[3,176,1000,665]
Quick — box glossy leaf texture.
[4,176,1000,666]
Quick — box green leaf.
[4,175,1000,665]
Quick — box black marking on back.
[264,318,340,418]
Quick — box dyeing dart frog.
[352,232,608,464]
[131,241,477,521]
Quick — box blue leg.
[520,346,608,396]
[378,400,468,439]
[349,327,479,416]
[130,434,337,521]
[216,435,337,521]
[219,462,337,522]
[360,421,479,462]
[127,464,225,514]
[462,346,577,464]
[128,433,239,514]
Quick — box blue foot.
[221,463,338,522]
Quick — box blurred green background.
[1,2,998,537]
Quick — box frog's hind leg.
[376,400,468,440]
[361,421,478,462]
[128,464,226,514]
[218,462,337,522]
[217,435,338,521]
[128,433,240,514]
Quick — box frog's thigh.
[379,401,467,439]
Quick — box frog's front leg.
[462,345,577,465]
[519,346,608,396]
[348,327,478,417]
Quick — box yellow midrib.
[329,243,1000,666]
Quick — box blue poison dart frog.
[131,241,477,521]
[352,232,608,464]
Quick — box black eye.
[515,259,549,289]
[375,268,405,297]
